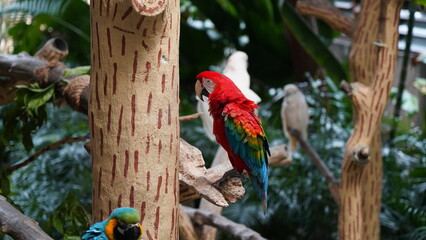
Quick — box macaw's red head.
[195,71,244,102]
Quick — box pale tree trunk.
[339,0,404,239]
[89,0,180,239]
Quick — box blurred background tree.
[0,0,425,239]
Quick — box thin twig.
[179,113,202,121]
[288,128,340,203]
[8,136,86,172]
[181,205,267,240]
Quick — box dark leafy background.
[0,0,425,239]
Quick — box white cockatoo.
[197,51,261,141]
[281,84,309,153]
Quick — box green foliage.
[2,83,54,151]
[2,0,90,65]
[415,0,426,7]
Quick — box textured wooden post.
[89,0,180,239]
[339,0,403,239]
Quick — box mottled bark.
[89,0,180,239]
[339,0,404,239]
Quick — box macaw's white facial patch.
[202,78,216,94]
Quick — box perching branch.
[181,205,267,240]
[0,195,53,240]
[8,136,86,173]
[287,127,340,203]
[179,206,200,240]
[296,0,354,37]
[179,113,202,121]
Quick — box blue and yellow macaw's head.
[105,207,142,240]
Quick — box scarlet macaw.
[195,71,270,212]
[82,207,142,240]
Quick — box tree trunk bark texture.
[89,0,180,239]
[339,0,403,239]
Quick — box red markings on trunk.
[106,0,110,16]
[107,105,112,131]
[146,171,151,191]
[99,0,103,16]
[117,194,122,207]
[104,74,108,96]
[140,201,146,224]
[121,35,126,56]
[145,135,150,154]
[173,168,177,202]
[132,51,138,82]
[154,206,160,239]
[154,176,162,202]
[147,92,152,113]
[167,103,171,125]
[143,28,147,37]
[157,48,162,68]
[95,73,100,109]
[161,74,166,93]
[142,40,150,52]
[136,16,145,30]
[146,230,153,240]
[124,149,129,177]
[113,26,135,35]
[100,128,104,156]
[98,167,102,199]
[158,140,162,161]
[129,186,134,208]
[134,150,139,173]
[131,95,136,136]
[107,27,112,57]
[113,63,117,94]
[111,155,116,186]
[158,109,163,129]
[112,3,118,21]
[165,167,169,194]
[96,22,101,68]
[117,105,124,146]
[171,65,175,89]
[153,19,158,35]
[90,111,94,139]
[121,6,133,20]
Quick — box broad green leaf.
[26,86,55,110]
[63,66,91,78]
[278,1,347,83]
[53,213,64,234]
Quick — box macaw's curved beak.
[195,80,210,102]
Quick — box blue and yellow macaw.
[82,207,142,240]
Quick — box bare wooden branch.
[179,113,202,121]
[287,127,340,203]
[296,0,354,37]
[8,136,86,172]
[179,206,200,240]
[182,205,267,240]
[34,38,69,63]
[0,195,53,240]
[179,139,245,207]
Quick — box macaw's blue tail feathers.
[249,174,268,214]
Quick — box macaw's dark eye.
[117,220,127,230]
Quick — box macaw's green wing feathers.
[223,103,269,170]
[223,103,269,212]
[82,221,109,240]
